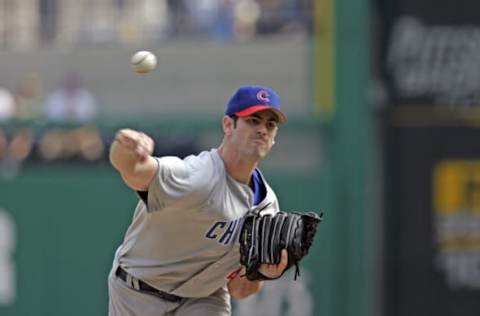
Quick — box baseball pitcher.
[107,85,321,316]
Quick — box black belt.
[115,266,183,302]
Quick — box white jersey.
[114,148,280,298]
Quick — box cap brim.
[235,105,287,123]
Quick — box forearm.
[228,276,264,299]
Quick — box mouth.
[251,138,268,146]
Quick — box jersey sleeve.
[144,156,212,212]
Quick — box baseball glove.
[239,210,323,281]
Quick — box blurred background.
[0,0,479,315]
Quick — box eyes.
[244,116,278,131]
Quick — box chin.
[244,146,270,161]
[254,149,270,160]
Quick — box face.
[223,110,279,161]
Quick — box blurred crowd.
[0,72,101,176]
[0,72,98,123]
[0,0,313,50]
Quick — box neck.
[218,145,257,185]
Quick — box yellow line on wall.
[313,0,335,120]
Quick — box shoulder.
[157,149,224,185]
[184,149,224,176]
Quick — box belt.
[115,266,183,302]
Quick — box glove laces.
[294,263,300,280]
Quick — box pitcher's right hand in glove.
[239,210,323,281]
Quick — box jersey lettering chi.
[205,219,241,245]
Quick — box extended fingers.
[115,129,154,160]
[135,133,154,160]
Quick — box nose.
[256,124,268,136]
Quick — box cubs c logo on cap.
[256,90,270,103]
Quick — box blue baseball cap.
[225,85,287,123]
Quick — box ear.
[223,116,234,136]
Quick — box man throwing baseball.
[108,85,289,316]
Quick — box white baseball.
[130,50,157,74]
